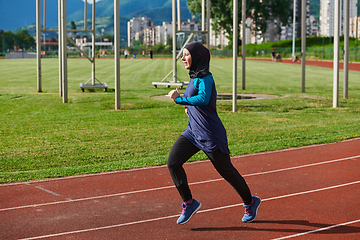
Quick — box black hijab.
[184,42,211,79]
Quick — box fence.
[5,52,37,59]
[210,46,360,62]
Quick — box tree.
[104,34,113,43]
[4,30,16,52]
[0,30,35,53]
[0,30,4,55]
[70,20,77,38]
[131,40,142,47]
[187,0,292,45]
[15,30,35,49]
[153,42,165,53]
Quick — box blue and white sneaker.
[176,199,201,224]
[242,196,261,223]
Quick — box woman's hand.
[166,88,180,102]
[184,106,189,116]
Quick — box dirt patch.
[153,93,276,101]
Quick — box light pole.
[292,0,296,58]
[356,14,358,61]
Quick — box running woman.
[167,41,261,225]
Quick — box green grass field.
[1,58,360,183]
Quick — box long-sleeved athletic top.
[175,75,230,154]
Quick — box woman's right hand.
[166,88,180,102]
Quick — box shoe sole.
[178,203,202,225]
[242,198,261,223]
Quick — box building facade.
[177,19,203,47]
[127,17,155,47]
[127,17,206,47]
[349,16,360,38]
[279,0,314,41]
[209,18,230,48]
[249,0,313,43]
[320,0,357,37]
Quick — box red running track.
[1,138,360,239]
[248,58,360,72]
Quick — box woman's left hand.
[167,88,180,102]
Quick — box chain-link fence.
[210,46,360,62]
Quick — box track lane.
[0,138,359,239]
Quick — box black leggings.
[167,135,253,205]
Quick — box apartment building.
[320,0,357,36]
[127,17,155,47]
[350,16,360,38]
[278,0,315,42]
[209,18,230,48]
[177,19,204,46]
[127,18,205,47]
[144,27,156,46]
[155,22,173,46]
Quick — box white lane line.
[272,219,360,240]
[35,186,60,197]
[1,155,359,212]
[198,180,360,214]
[0,184,176,212]
[18,214,180,240]
[238,154,360,178]
[3,137,359,187]
[17,180,360,240]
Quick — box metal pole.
[292,0,296,58]
[43,0,47,30]
[92,0,96,85]
[62,0,68,103]
[322,36,325,59]
[242,0,246,90]
[202,0,205,31]
[58,0,62,97]
[172,0,177,82]
[206,0,210,47]
[343,0,349,99]
[333,0,340,108]
[177,0,181,31]
[36,0,42,92]
[84,0,87,30]
[356,15,358,61]
[301,0,306,93]
[233,0,238,112]
[114,0,120,110]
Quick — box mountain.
[0,0,191,32]
[310,0,320,20]
[0,0,85,32]
[3,0,346,39]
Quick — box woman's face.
[181,48,192,69]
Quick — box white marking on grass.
[18,180,360,240]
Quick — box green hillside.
[8,0,194,44]
[311,0,320,20]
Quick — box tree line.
[0,29,35,55]
[187,0,292,48]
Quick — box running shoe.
[177,199,201,224]
[242,196,261,223]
